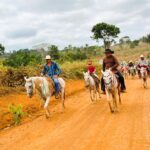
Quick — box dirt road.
[0,79,150,150]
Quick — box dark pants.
[101,71,126,92]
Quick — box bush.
[8,104,26,125]
[1,66,41,87]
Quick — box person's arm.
[41,65,46,76]
[87,66,90,74]
[111,56,119,70]
[93,66,96,73]
[102,59,106,71]
[55,63,61,76]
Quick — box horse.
[101,69,121,113]
[83,72,101,102]
[129,66,136,79]
[24,76,66,118]
[140,67,147,88]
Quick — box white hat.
[140,55,144,58]
[45,55,51,60]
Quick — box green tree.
[91,22,120,49]
[130,40,139,49]
[141,34,150,43]
[0,44,5,55]
[3,49,42,68]
[48,45,60,60]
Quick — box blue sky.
[0,0,149,51]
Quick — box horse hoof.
[115,110,119,113]
[45,114,50,119]
[111,110,114,113]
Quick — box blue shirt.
[42,62,61,77]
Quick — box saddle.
[46,77,55,96]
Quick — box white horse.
[24,77,66,118]
[83,72,101,102]
[101,69,121,113]
[140,67,147,88]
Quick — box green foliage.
[3,49,42,68]
[8,104,26,125]
[60,60,101,79]
[130,40,139,48]
[48,45,60,60]
[141,34,150,43]
[59,50,87,63]
[91,22,120,48]
[0,44,5,55]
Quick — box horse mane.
[31,77,55,97]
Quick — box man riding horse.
[101,49,126,93]
[41,55,61,98]
[137,55,149,78]
[128,60,136,76]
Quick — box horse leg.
[61,88,65,112]
[113,91,118,112]
[94,88,97,101]
[144,78,147,88]
[108,102,114,113]
[96,86,101,99]
[90,89,94,102]
[118,86,122,104]
[106,90,114,113]
[44,96,51,118]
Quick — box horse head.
[83,72,91,87]
[24,77,34,98]
[101,69,113,89]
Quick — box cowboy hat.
[45,55,51,60]
[104,49,114,54]
[140,55,144,58]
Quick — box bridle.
[104,74,113,87]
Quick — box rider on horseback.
[87,60,100,89]
[41,55,61,98]
[101,49,126,93]
[137,55,149,78]
[128,60,136,75]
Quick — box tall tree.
[48,45,60,60]
[0,44,5,55]
[141,34,150,43]
[91,22,120,49]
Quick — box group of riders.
[41,49,150,97]
[120,55,150,79]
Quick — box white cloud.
[0,0,149,51]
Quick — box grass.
[113,42,150,61]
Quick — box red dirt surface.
[0,79,150,150]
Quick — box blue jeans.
[52,77,60,94]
